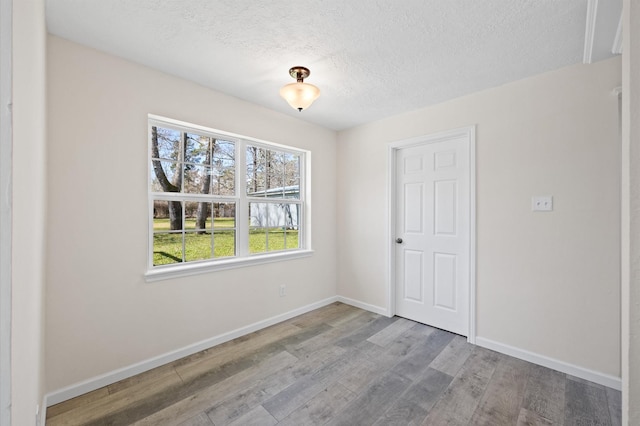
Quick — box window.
[147,116,309,280]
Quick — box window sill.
[144,250,314,282]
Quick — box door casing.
[387,126,476,344]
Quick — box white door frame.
[387,126,477,344]
[0,0,12,421]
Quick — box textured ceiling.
[45,0,619,131]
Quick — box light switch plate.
[532,196,553,212]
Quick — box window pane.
[249,203,299,228]
[249,202,266,253]
[185,134,212,165]
[285,179,300,199]
[153,232,183,266]
[214,230,235,258]
[266,227,284,252]
[184,165,212,194]
[266,151,284,197]
[285,229,299,249]
[213,140,235,195]
[281,203,300,230]
[248,203,299,253]
[246,146,266,196]
[153,200,184,231]
[249,202,268,228]
[211,165,234,196]
[265,203,293,252]
[184,201,212,231]
[151,160,181,192]
[185,231,212,262]
[214,140,235,166]
[249,227,267,254]
[213,203,235,228]
[284,153,300,199]
[152,127,182,160]
[267,203,285,227]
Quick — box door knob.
[396,238,403,244]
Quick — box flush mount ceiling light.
[279,66,320,112]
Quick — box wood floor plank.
[516,408,553,426]
[325,371,413,426]
[325,306,376,328]
[46,386,110,419]
[367,317,416,347]
[336,352,381,394]
[261,352,361,420]
[288,302,354,329]
[429,334,474,377]
[334,315,399,348]
[606,387,622,426]
[277,383,356,426]
[286,310,379,359]
[350,323,433,369]
[177,412,214,426]
[422,347,501,426]
[132,351,299,426]
[469,355,531,425]
[391,328,455,380]
[226,405,277,426]
[564,377,612,426]
[136,330,329,423]
[171,320,301,370]
[174,322,328,383]
[522,364,566,424]
[46,364,185,426]
[338,323,436,394]
[107,363,179,395]
[373,367,453,426]
[206,345,348,425]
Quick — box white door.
[394,133,471,336]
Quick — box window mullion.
[265,202,270,252]
[181,200,186,263]
[180,131,186,193]
[299,152,306,249]
[237,140,249,257]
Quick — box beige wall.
[45,36,337,393]
[12,0,47,423]
[337,57,622,377]
[622,0,640,422]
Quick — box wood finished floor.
[46,303,621,426]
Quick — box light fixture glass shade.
[279,82,320,111]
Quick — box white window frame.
[145,115,312,282]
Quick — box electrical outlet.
[532,196,553,212]
[279,285,286,297]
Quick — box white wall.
[12,0,47,423]
[337,58,622,378]
[45,36,337,394]
[622,0,640,422]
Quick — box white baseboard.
[475,337,621,391]
[336,295,389,317]
[45,296,339,406]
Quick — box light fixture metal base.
[289,66,310,81]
